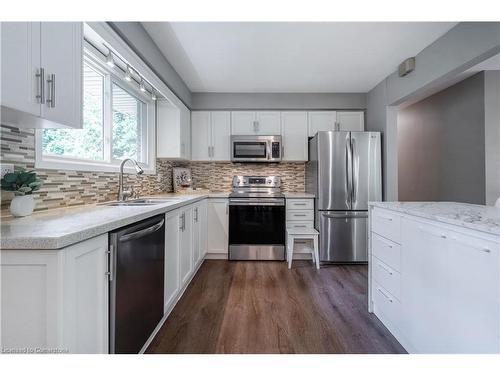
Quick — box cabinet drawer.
[286,199,314,210]
[286,221,314,230]
[373,281,401,329]
[286,210,314,221]
[373,256,401,300]
[372,208,401,243]
[372,233,401,272]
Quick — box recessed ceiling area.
[142,22,457,93]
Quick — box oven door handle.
[229,199,284,206]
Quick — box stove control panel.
[232,176,281,188]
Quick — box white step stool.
[286,228,320,269]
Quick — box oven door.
[228,199,285,260]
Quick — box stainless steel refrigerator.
[306,131,382,262]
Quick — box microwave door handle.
[267,142,271,160]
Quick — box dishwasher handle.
[119,218,165,242]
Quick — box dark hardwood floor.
[146,260,406,354]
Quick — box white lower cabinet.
[164,210,181,313]
[0,234,108,353]
[191,201,208,268]
[164,199,208,316]
[179,207,193,287]
[207,198,229,256]
[370,209,500,353]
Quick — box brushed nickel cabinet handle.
[35,68,45,104]
[46,73,56,108]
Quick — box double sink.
[104,198,184,207]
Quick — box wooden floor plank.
[146,260,406,354]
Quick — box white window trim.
[35,48,156,175]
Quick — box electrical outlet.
[1,164,14,178]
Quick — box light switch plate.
[1,164,14,178]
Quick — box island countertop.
[369,201,500,236]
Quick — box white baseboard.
[204,253,228,260]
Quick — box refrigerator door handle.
[345,141,351,207]
[345,137,353,207]
[351,137,357,204]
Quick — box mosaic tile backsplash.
[1,125,305,212]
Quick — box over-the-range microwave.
[230,135,282,163]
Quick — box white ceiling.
[142,22,457,93]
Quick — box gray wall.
[366,22,500,201]
[108,22,192,107]
[191,92,366,110]
[484,71,500,205]
[397,72,485,204]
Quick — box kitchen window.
[35,50,155,173]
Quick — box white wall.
[366,22,500,201]
[484,71,500,205]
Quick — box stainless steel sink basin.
[103,198,182,206]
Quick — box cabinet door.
[231,111,256,135]
[256,111,281,134]
[40,22,82,128]
[179,208,193,286]
[192,205,201,269]
[281,111,308,161]
[446,233,499,353]
[180,105,191,159]
[199,200,208,260]
[207,199,229,254]
[337,111,364,131]
[191,111,211,161]
[0,22,41,116]
[401,219,450,353]
[63,234,108,353]
[1,249,63,351]
[164,210,180,312]
[211,111,231,161]
[308,111,337,137]
[157,100,181,158]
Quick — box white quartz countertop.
[284,192,315,199]
[1,193,217,250]
[370,201,500,236]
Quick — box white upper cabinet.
[157,99,191,160]
[336,111,365,131]
[308,111,337,137]
[40,23,82,128]
[1,22,41,117]
[231,111,281,135]
[191,111,231,161]
[211,111,231,161]
[1,22,83,129]
[191,111,211,161]
[255,111,281,134]
[281,111,308,161]
[231,111,256,135]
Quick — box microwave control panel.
[271,142,281,158]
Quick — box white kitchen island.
[368,201,500,353]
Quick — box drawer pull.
[377,262,393,275]
[377,288,393,303]
[294,214,307,217]
[294,225,307,228]
[293,203,307,206]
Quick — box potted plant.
[1,168,43,217]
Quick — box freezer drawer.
[318,211,368,262]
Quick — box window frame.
[35,48,156,175]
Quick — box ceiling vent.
[398,57,416,77]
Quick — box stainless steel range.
[228,176,285,260]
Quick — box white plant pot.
[10,195,35,217]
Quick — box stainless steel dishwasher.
[109,214,165,354]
